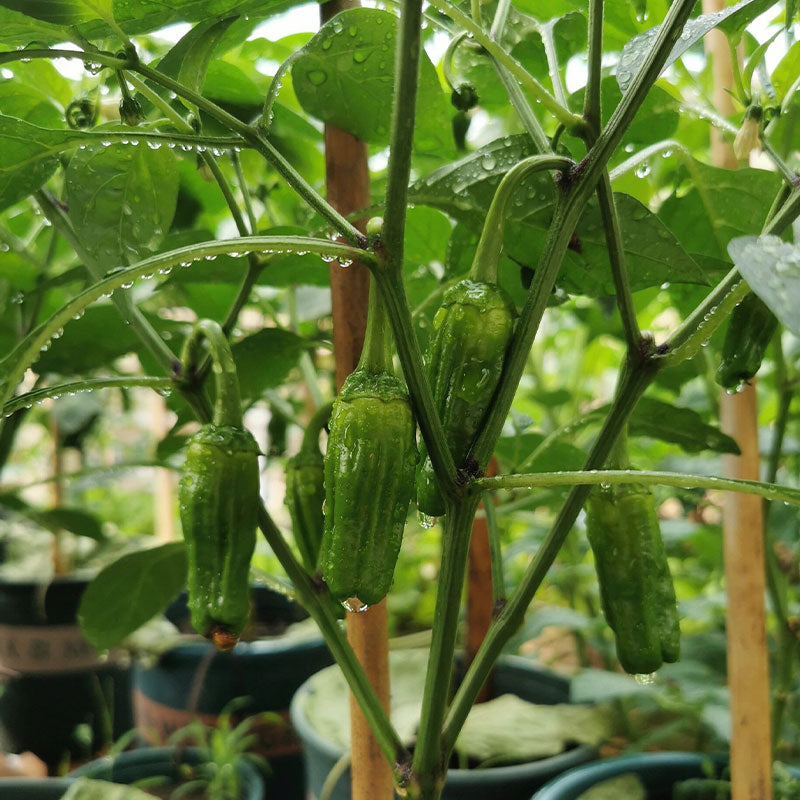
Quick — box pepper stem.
[181,319,244,428]
[300,400,333,454]
[357,279,393,375]
[469,155,573,284]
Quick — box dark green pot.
[71,745,263,799]
[0,778,74,799]
[530,752,800,799]
[0,578,132,772]
[133,585,332,799]
[291,656,597,800]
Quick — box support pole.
[704,2,773,795]
[321,2,393,797]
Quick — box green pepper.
[285,402,331,574]
[416,279,515,517]
[318,283,417,608]
[178,320,260,651]
[585,435,680,674]
[716,292,777,391]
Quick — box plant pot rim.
[154,630,327,661]
[289,654,596,784]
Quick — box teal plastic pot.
[291,655,596,800]
[530,752,800,798]
[133,585,332,799]
[0,778,74,798]
[0,577,132,771]
[71,745,263,798]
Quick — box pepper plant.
[1,0,800,798]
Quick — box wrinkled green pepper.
[319,281,417,607]
[178,320,259,651]
[586,480,680,674]
[416,279,515,516]
[285,402,331,574]
[716,292,777,391]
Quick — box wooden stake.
[704,1,773,795]
[465,457,498,703]
[321,2,393,796]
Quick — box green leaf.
[0,7,70,46]
[0,0,113,26]
[727,235,800,337]
[37,507,106,540]
[411,136,707,297]
[658,160,781,263]
[495,432,587,474]
[65,140,179,266]
[455,694,610,764]
[157,16,239,96]
[292,8,452,155]
[203,60,264,108]
[771,40,800,103]
[629,398,740,455]
[232,328,307,406]
[36,305,184,375]
[78,542,188,651]
[0,114,64,211]
[617,0,777,91]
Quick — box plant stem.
[483,494,505,605]
[488,0,512,39]
[300,401,333,454]
[492,64,551,152]
[474,468,800,507]
[469,155,573,283]
[409,494,482,797]
[231,152,259,235]
[0,48,126,69]
[180,319,244,427]
[595,169,641,353]
[255,504,410,777]
[583,0,604,133]
[426,0,583,130]
[0,235,370,408]
[357,280,392,374]
[259,53,298,136]
[373,269,459,500]
[382,0,424,275]
[469,0,696,473]
[442,358,656,756]
[2,377,172,418]
[539,21,568,109]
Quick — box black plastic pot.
[530,752,800,799]
[0,577,132,772]
[0,778,74,799]
[133,585,332,800]
[72,745,263,798]
[291,655,597,800]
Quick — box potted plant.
[0,396,139,772]
[71,704,267,799]
[291,649,603,800]
[0,1,798,800]
[131,584,332,799]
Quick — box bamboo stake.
[704,2,773,795]
[320,2,393,796]
[465,457,498,703]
